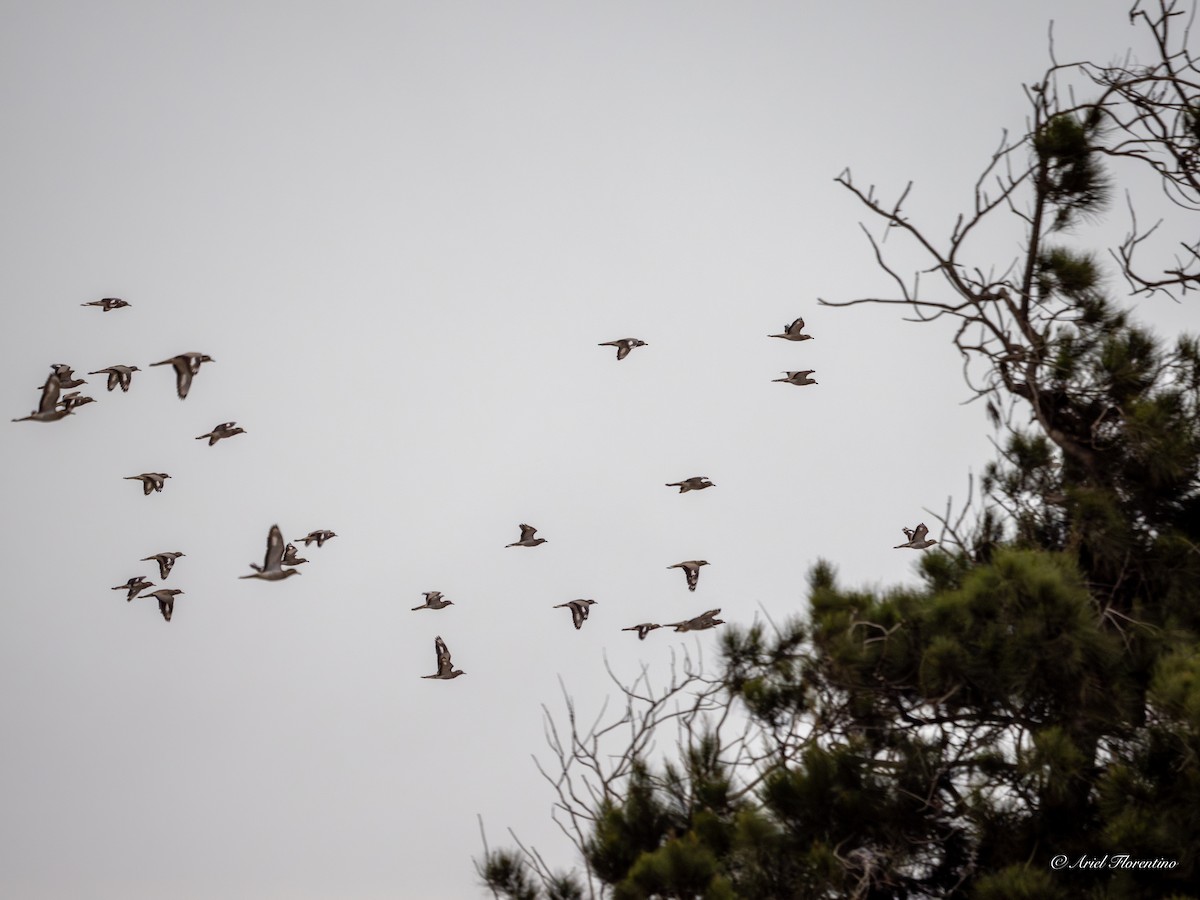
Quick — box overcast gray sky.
[2,1,1193,897]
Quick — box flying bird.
[769,317,814,341]
[294,529,337,547]
[112,577,154,602]
[81,297,130,311]
[668,560,709,592]
[195,421,246,446]
[88,365,141,392]
[149,352,215,399]
[894,523,938,550]
[138,588,184,622]
[421,635,466,680]
[124,473,171,495]
[57,391,96,411]
[281,543,308,566]
[665,609,725,632]
[666,476,715,493]
[506,523,547,548]
[141,552,185,580]
[241,524,302,581]
[46,365,86,389]
[622,623,661,640]
[412,591,453,611]
[773,370,818,386]
[598,338,648,360]
[12,374,74,423]
[554,599,596,630]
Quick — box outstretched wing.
[912,523,929,543]
[434,636,454,674]
[36,374,62,413]
[175,361,194,399]
[264,524,285,570]
[615,343,631,360]
[518,523,537,541]
[789,317,805,333]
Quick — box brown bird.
[295,529,337,547]
[421,636,466,680]
[281,543,308,566]
[88,365,141,392]
[773,370,817,386]
[769,317,814,341]
[46,365,87,389]
[894,523,938,550]
[241,524,302,581]
[138,588,184,622]
[141,552,185,580]
[412,591,453,611]
[554,599,596,630]
[113,577,154,602]
[195,421,246,446]
[150,352,215,399]
[664,609,725,632]
[668,560,709,591]
[124,473,171,495]
[666,476,715,493]
[597,338,648,360]
[506,523,547,548]
[57,391,96,411]
[81,297,130,312]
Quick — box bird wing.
[434,636,453,674]
[616,344,631,360]
[518,524,537,541]
[175,361,194,399]
[789,317,805,333]
[264,524,285,570]
[571,604,585,629]
[912,523,929,543]
[36,374,62,413]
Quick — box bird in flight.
[195,421,246,446]
[665,609,725,632]
[88,364,141,392]
[773,370,818,386]
[81,297,130,312]
[769,317,814,341]
[124,473,171,495]
[113,577,154,602]
[58,391,96,412]
[241,524,302,581]
[138,588,184,622]
[141,552,185,580]
[45,365,87,389]
[150,352,215,399]
[554,599,596,630]
[668,560,709,592]
[598,338,648,360]
[621,623,661,641]
[894,523,938,550]
[506,523,547,548]
[294,529,337,547]
[12,374,74,423]
[421,636,466,680]
[412,591,453,611]
[665,476,715,493]
[281,543,308,566]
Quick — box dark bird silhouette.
[421,636,465,679]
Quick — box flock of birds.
[13,306,936,680]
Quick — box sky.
[1,1,1195,898]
